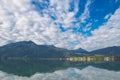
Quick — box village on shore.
[62,55,120,62]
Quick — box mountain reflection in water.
[0,58,120,77]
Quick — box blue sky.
[0,0,120,51]
[32,0,120,35]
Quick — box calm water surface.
[0,59,120,80]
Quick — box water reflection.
[0,57,120,77]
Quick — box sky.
[0,0,120,51]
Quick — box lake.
[0,59,120,80]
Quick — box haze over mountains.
[0,41,119,58]
[90,46,120,56]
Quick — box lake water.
[0,59,120,80]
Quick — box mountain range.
[90,46,120,56]
[0,41,119,59]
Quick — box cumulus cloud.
[0,0,120,51]
[80,0,91,23]
[0,0,85,50]
[76,8,120,51]
[104,13,112,19]
[0,66,120,80]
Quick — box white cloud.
[0,0,120,51]
[76,8,120,51]
[104,13,112,19]
[0,0,83,50]
[74,0,80,13]
[83,23,92,32]
[0,66,120,80]
[80,0,91,23]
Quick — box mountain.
[70,48,88,55]
[90,46,120,56]
[0,41,119,59]
[0,41,86,59]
